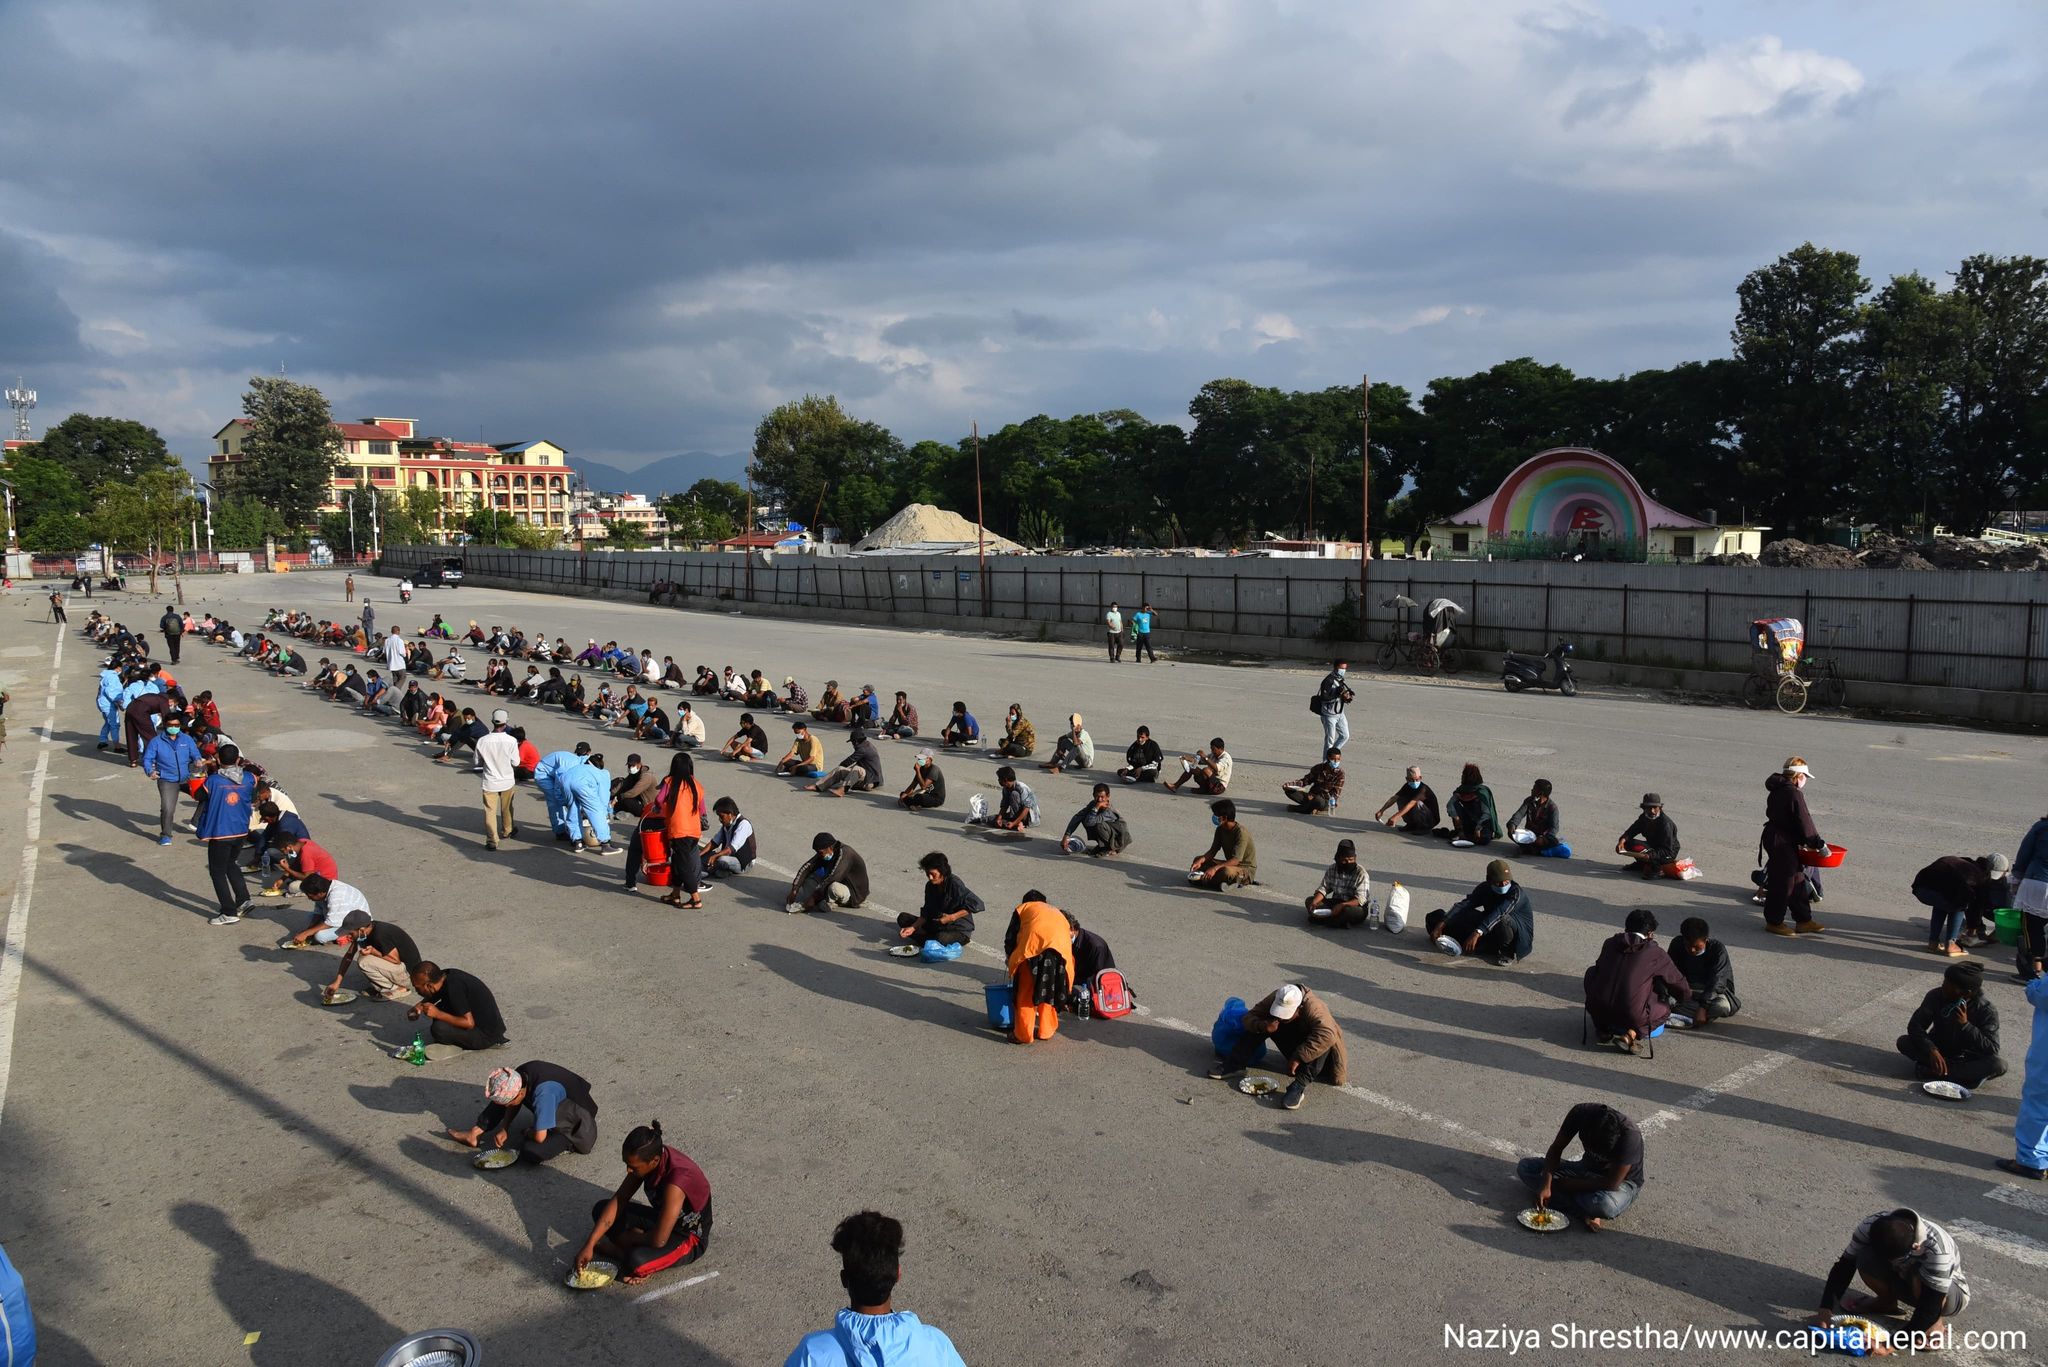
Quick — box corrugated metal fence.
[395,546,2048,694]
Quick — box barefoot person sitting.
[577,1121,712,1285]
[1189,799,1256,889]
[447,1061,600,1166]
[1815,1208,1971,1346]
[1516,1102,1646,1230]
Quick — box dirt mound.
[853,503,1024,554]
[1759,538,1860,569]
[1699,551,1758,567]
[1855,532,1937,570]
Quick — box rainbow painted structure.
[1427,447,1759,561]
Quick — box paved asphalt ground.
[4,569,2048,1366]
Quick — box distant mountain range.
[574,450,747,496]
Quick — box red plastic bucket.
[1799,842,1847,869]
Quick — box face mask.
[628,766,640,775]
[1336,666,1346,675]
[1329,760,1341,770]
[1494,882,1512,895]
[1406,780,1421,790]
[166,726,181,735]
[1211,814,1223,827]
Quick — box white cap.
[490,709,509,725]
[1269,984,1304,1020]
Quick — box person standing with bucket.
[1760,758,1827,938]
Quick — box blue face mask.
[1406,780,1421,790]
[1494,881,1512,895]
[1211,814,1223,827]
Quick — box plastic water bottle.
[407,1033,426,1066]
[1076,985,1091,1019]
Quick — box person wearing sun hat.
[447,1060,600,1165]
[1206,981,1347,1110]
[1761,757,1827,936]
[1615,793,1679,878]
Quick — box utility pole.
[198,481,216,560]
[972,419,987,616]
[1359,373,1371,622]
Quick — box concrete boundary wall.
[386,546,2048,727]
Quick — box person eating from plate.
[447,1061,600,1167]
[577,1120,712,1285]
[1516,1102,1645,1230]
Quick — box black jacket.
[1904,988,2000,1060]
[921,873,983,935]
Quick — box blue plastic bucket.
[984,982,1015,1030]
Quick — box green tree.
[1937,253,2048,533]
[1731,243,1869,536]
[602,516,648,550]
[3,450,88,526]
[1850,274,1960,531]
[660,478,747,543]
[227,376,343,528]
[26,412,177,492]
[749,396,905,537]
[211,496,288,548]
[21,511,94,553]
[92,467,198,596]
[1407,359,1601,528]
[1595,361,1743,519]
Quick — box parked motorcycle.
[1502,641,1577,696]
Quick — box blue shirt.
[785,1309,965,1367]
[1132,610,1154,633]
[533,751,585,788]
[531,1080,566,1132]
[97,668,125,710]
[141,731,203,782]
[951,711,979,739]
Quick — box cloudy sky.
[1,0,2041,473]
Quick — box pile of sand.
[854,503,1025,554]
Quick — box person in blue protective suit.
[0,1239,36,1367]
[532,742,591,845]
[1999,975,2048,1180]
[96,663,125,749]
[567,750,618,855]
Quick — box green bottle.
[407,1033,426,1066]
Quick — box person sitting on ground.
[334,662,368,705]
[1659,918,1741,1027]
[276,873,369,951]
[744,669,778,709]
[1440,763,1499,847]
[1912,852,2013,957]
[1117,725,1164,784]
[701,797,757,879]
[1583,909,1692,1054]
[1815,1209,1971,1343]
[434,706,488,764]
[308,657,340,696]
[1506,778,1566,855]
[897,750,945,810]
[720,666,747,702]
[847,686,881,729]
[636,700,672,745]
[1425,859,1535,965]
[1207,982,1346,1110]
[1305,839,1369,928]
[810,680,849,724]
[448,1061,600,1166]
[1041,714,1094,774]
[881,691,918,740]
[778,720,828,779]
[1616,793,1680,878]
[578,1121,712,1285]
[785,833,870,913]
[1897,960,2006,1090]
[324,908,420,1003]
[1061,783,1131,857]
[406,960,510,1054]
[261,830,338,900]
[991,703,1036,758]
[938,701,979,748]
[1281,746,1346,815]
[721,713,770,763]
[250,801,312,888]
[891,851,983,957]
[1190,799,1256,888]
[588,682,623,729]
[692,666,719,696]
[663,656,687,688]
[782,1210,968,1367]
[778,676,810,714]
[1166,737,1232,795]
[611,754,660,819]
[810,727,883,797]
[1516,1102,1646,1230]
[1004,891,1075,1044]
[671,701,707,750]
[968,766,1041,833]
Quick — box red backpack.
[1091,969,1134,1019]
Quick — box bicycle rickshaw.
[1742,617,1846,714]
[1375,595,1467,674]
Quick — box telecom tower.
[5,378,34,440]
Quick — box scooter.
[1502,641,1577,696]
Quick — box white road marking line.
[1951,1218,2048,1272]
[1984,1184,2048,1221]
[631,1269,720,1305]
[0,625,63,1132]
[1637,980,1924,1134]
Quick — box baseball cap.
[1991,853,2013,875]
[1486,858,1512,882]
[340,909,372,934]
[1270,984,1304,1021]
[491,709,509,725]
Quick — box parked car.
[405,556,465,588]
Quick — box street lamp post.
[197,481,216,560]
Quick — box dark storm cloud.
[0,1,2040,469]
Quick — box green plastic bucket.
[1994,907,2023,946]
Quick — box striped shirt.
[1844,1210,1968,1308]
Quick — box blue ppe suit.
[2019,976,2048,1169]
[565,762,612,844]
[532,750,585,838]
[96,667,124,745]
